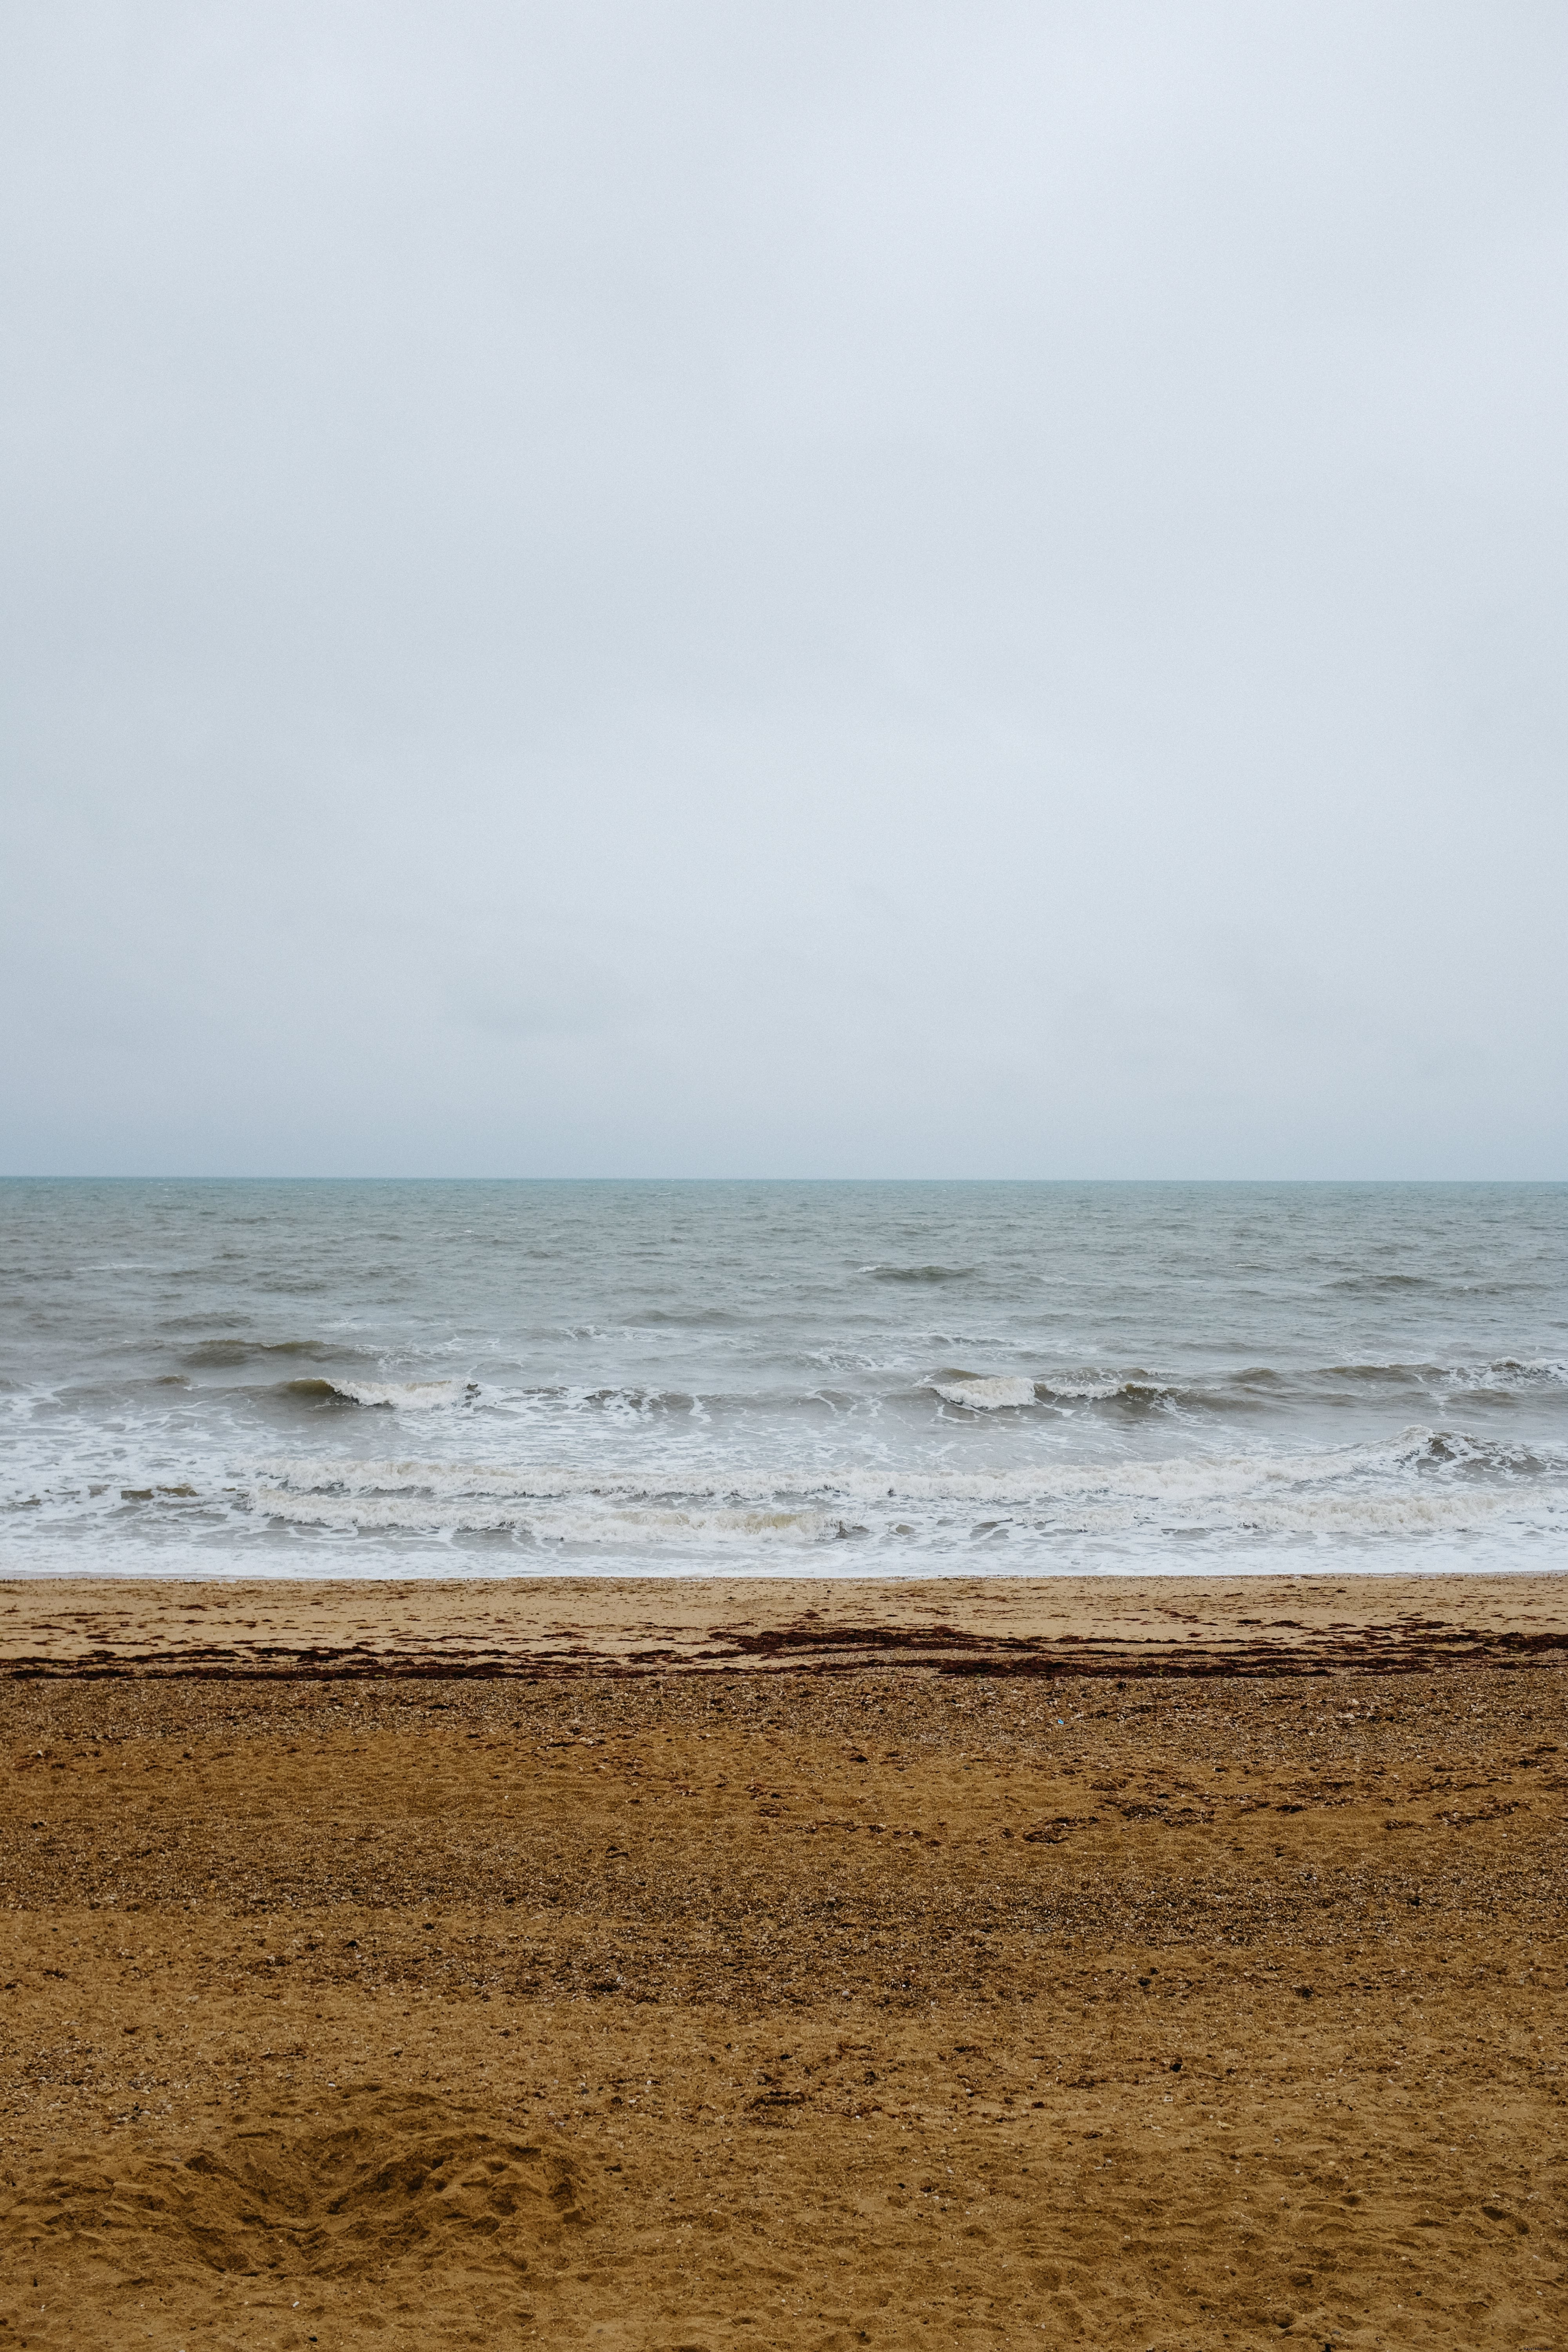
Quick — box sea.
[2,1180,1565,1581]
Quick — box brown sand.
[1,1573,1564,2350]
[5,1570,1566,1682]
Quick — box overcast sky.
[3,2,1565,1178]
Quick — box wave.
[631,1307,740,1327]
[927,1368,1190,1412]
[183,1339,370,1369]
[1036,1372,1183,1408]
[1392,1428,1548,1475]
[1320,1357,1568,1390]
[1326,1271,1432,1294]
[863,1264,972,1283]
[273,1378,869,1422]
[514,1385,704,1416]
[279,1378,479,1410]
[1414,1357,1568,1395]
[929,1360,1568,1416]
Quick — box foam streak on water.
[2,1180,1565,1578]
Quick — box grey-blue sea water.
[2,1180,1565,1579]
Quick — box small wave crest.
[1035,1372,1183,1409]
[526,1385,703,1416]
[280,1377,479,1411]
[1432,1357,1568,1394]
[863,1263,972,1283]
[183,1339,370,1369]
[1387,1426,1548,1476]
[1327,1271,1431,1295]
[1318,1358,1568,1398]
[926,1368,1189,1412]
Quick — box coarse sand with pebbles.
[0,1573,1564,2350]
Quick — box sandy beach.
[11,0,1568,2338]
[2,1573,1564,2349]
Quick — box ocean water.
[2,1180,1565,1581]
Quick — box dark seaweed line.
[1,1626,1564,1681]
[709,1620,1568,1674]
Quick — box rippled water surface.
[3,1180,1566,1577]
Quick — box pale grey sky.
[3,2,1565,1176]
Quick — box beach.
[8,0,1568,2334]
[2,1573,1563,2348]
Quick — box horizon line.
[3,1172,1565,1188]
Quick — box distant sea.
[2,1180,1565,1580]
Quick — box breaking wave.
[280,1377,480,1410]
[1366,1357,1568,1396]
[927,1372,1038,1410]
[8,1177,1567,1576]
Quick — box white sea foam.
[927,1373,1038,1409]
[248,1486,842,1544]
[314,1378,478,1410]
[6,1177,1567,1576]
[1433,1357,1568,1392]
[1035,1374,1129,1402]
[216,1423,1566,1552]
